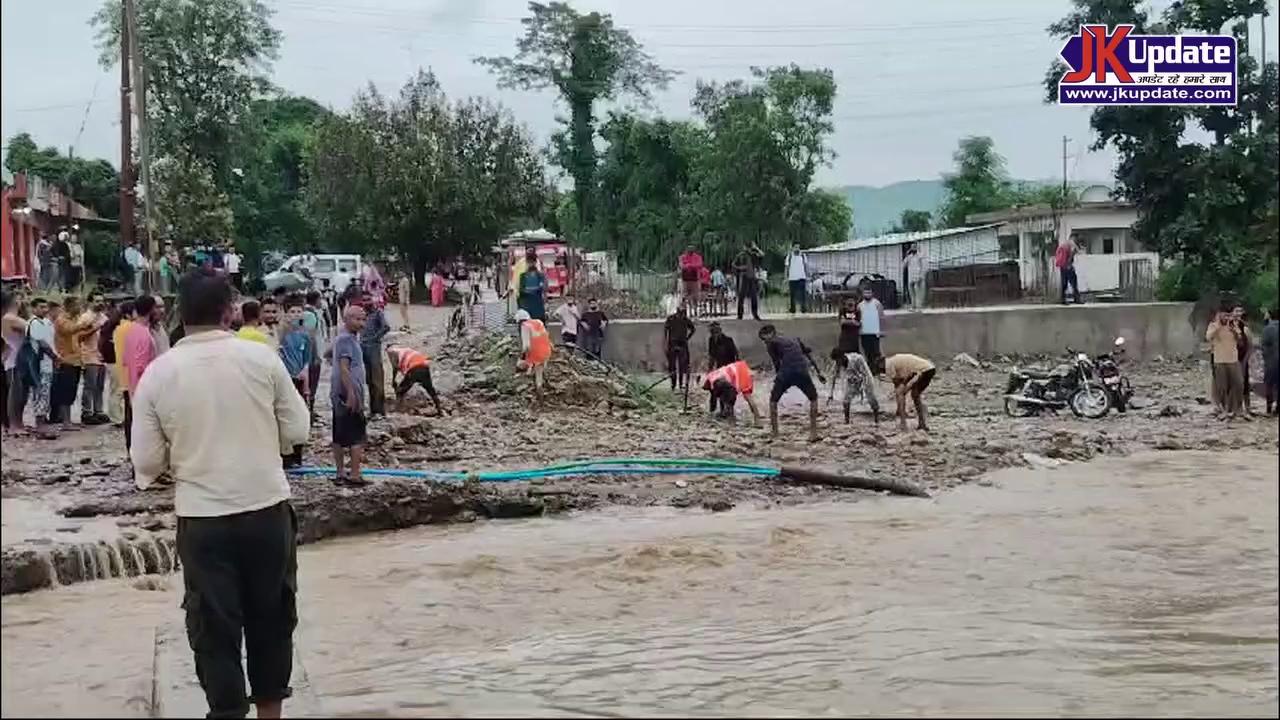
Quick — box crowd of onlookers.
[1206,302,1280,419]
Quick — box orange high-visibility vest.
[705,360,753,395]
[526,319,552,365]
[389,347,430,373]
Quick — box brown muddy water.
[2,450,1277,717]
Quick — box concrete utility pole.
[118,0,135,251]
[1061,135,1071,200]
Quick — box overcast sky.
[2,0,1276,188]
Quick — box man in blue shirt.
[759,324,826,442]
[278,296,315,467]
[331,305,368,485]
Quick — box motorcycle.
[1093,336,1134,413]
[1003,342,1122,419]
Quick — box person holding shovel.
[758,324,825,442]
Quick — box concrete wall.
[581,302,1200,371]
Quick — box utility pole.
[123,0,155,289]
[118,0,135,252]
[1061,135,1071,200]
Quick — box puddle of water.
[2,451,1277,717]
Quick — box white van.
[263,254,363,294]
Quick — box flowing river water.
[2,450,1277,717]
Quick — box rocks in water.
[701,497,734,512]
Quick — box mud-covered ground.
[2,306,1276,594]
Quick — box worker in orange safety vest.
[515,308,551,399]
[385,344,444,415]
[700,359,762,425]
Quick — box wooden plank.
[152,622,323,718]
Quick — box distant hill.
[833,179,1112,238]
[834,181,948,238]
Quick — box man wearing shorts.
[884,353,936,432]
[331,305,369,485]
[758,324,826,442]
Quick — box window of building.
[998,235,1019,261]
[1102,237,1115,255]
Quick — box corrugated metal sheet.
[804,224,1003,254]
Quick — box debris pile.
[443,331,659,410]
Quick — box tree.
[1045,0,1278,298]
[148,151,235,249]
[938,136,1016,227]
[476,2,675,231]
[91,0,282,183]
[590,114,706,268]
[228,95,330,274]
[306,71,549,283]
[686,65,844,260]
[4,132,121,219]
[895,209,932,233]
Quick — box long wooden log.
[777,466,930,498]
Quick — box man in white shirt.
[554,294,581,345]
[123,242,147,295]
[223,243,243,291]
[131,272,309,720]
[858,286,886,375]
[901,244,928,310]
[785,243,809,314]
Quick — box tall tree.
[476,2,675,231]
[686,64,844,260]
[306,71,549,283]
[591,113,706,268]
[148,150,235,250]
[938,136,1014,227]
[228,95,330,273]
[1045,0,1278,299]
[91,0,282,183]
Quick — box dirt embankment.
[3,341,1276,595]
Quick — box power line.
[268,0,1053,33]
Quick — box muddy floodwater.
[3,450,1277,717]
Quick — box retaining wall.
[580,302,1201,371]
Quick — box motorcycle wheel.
[1070,385,1112,419]
[1113,391,1128,413]
[1004,397,1036,417]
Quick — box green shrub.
[1155,261,1209,302]
[1243,261,1278,316]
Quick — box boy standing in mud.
[758,324,825,442]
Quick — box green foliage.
[590,114,705,268]
[92,0,282,181]
[1243,261,1278,316]
[148,150,235,248]
[1047,0,1278,295]
[939,136,1014,226]
[895,209,932,232]
[228,95,330,274]
[4,132,120,218]
[685,65,844,261]
[305,71,548,280]
[476,2,675,229]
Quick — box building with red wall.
[2,170,103,282]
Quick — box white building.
[801,224,1003,289]
[968,187,1157,298]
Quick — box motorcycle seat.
[1020,367,1060,379]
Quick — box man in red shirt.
[677,244,704,317]
[1055,235,1081,304]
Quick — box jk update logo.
[1057,25,1237,106]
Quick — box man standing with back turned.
[131,272,310,719]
